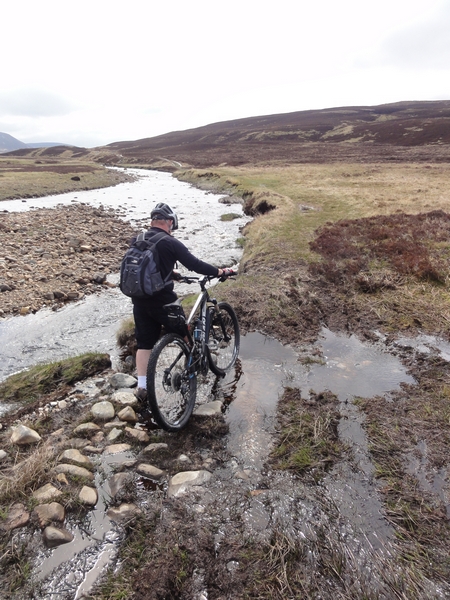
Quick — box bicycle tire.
[146,333,197,431]
[207,302,240,376]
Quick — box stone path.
[0,371,223,549]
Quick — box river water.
[0,168,249,384]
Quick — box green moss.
[0,352,111,403]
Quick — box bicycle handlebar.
[176,269,238,285]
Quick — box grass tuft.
[0,353,111,403]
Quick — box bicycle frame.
[146,274,240,430]
[185,276,218,374]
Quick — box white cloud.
[0,89,77,117]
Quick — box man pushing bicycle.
[126,202,235,403]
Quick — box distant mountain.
[0,132,65,153]
[0,132,28,152]
[103,100,450,168]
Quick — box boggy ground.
[1,163,450,598]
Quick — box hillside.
[103,100,450,167]
[4,100,450,169]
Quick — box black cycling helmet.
[150,202,178,230]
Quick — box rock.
[92,273,107,284]
[108,472,132,498]
[136,463,165,480]
[33,503,65,528]
[33,483,63,502]
[3,503,30,530]
[54,464,94,481]
[107,427,123,442]
[79,486,98,506]
[103,443,132,455]
[103,419,127,429]
[109,373,137,389]
[73,422,101,435]
[56,473,69,485]
[168,470,212,498]
[106,503,141,524]
[177,454,191,463]
[142,443,169,454]
[118,406,138,423]
[91,400,115,420]
[58,448,93,468]
[194,401,223,416]
[124,427,150,443]
[112,390,138,406]
[91,431,105,444]
[65,437,92,449]
[43,526,74,547]
[67,291,80,300]
[10,424,42,445]
[84,445,102,454]
[20,306,31,315]
[0,449,8,462]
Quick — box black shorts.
[133,301,186,349]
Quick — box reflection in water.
[222,329,415,548]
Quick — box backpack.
[119,231,171,298]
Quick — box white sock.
[138,376,147,389]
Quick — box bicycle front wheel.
[207,302,240,376]
[147,333,197,431]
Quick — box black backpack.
[119,231,171,298]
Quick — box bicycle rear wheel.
[146,333,197,431]
[207,302,240,376]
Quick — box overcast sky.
[1,0,449,148]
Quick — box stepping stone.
[136,463,165,480]
[54,464,94,481]
[4,503,30,530]
[109,373,137,389]
[107,503,141,524]
[125,427,149,443]
[79,486,98,506]
[194,401,223,416]
[73,422,101,435]
[168,470,212,498]
[10,425,42,445]
[58,448,93,467]
[33,483,63,502]
[91,401,115,420]
[43,526,74,547]
[33,503,65,528]
[103,443,132,455]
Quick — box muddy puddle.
[31,329,418,597]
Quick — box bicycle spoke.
[208,302,240,376]
[147,334,196,431]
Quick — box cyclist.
[132,202,233,401]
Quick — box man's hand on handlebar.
[218,267,237,281]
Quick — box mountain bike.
[145,273,240,432]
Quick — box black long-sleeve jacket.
[131,227,219,307]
